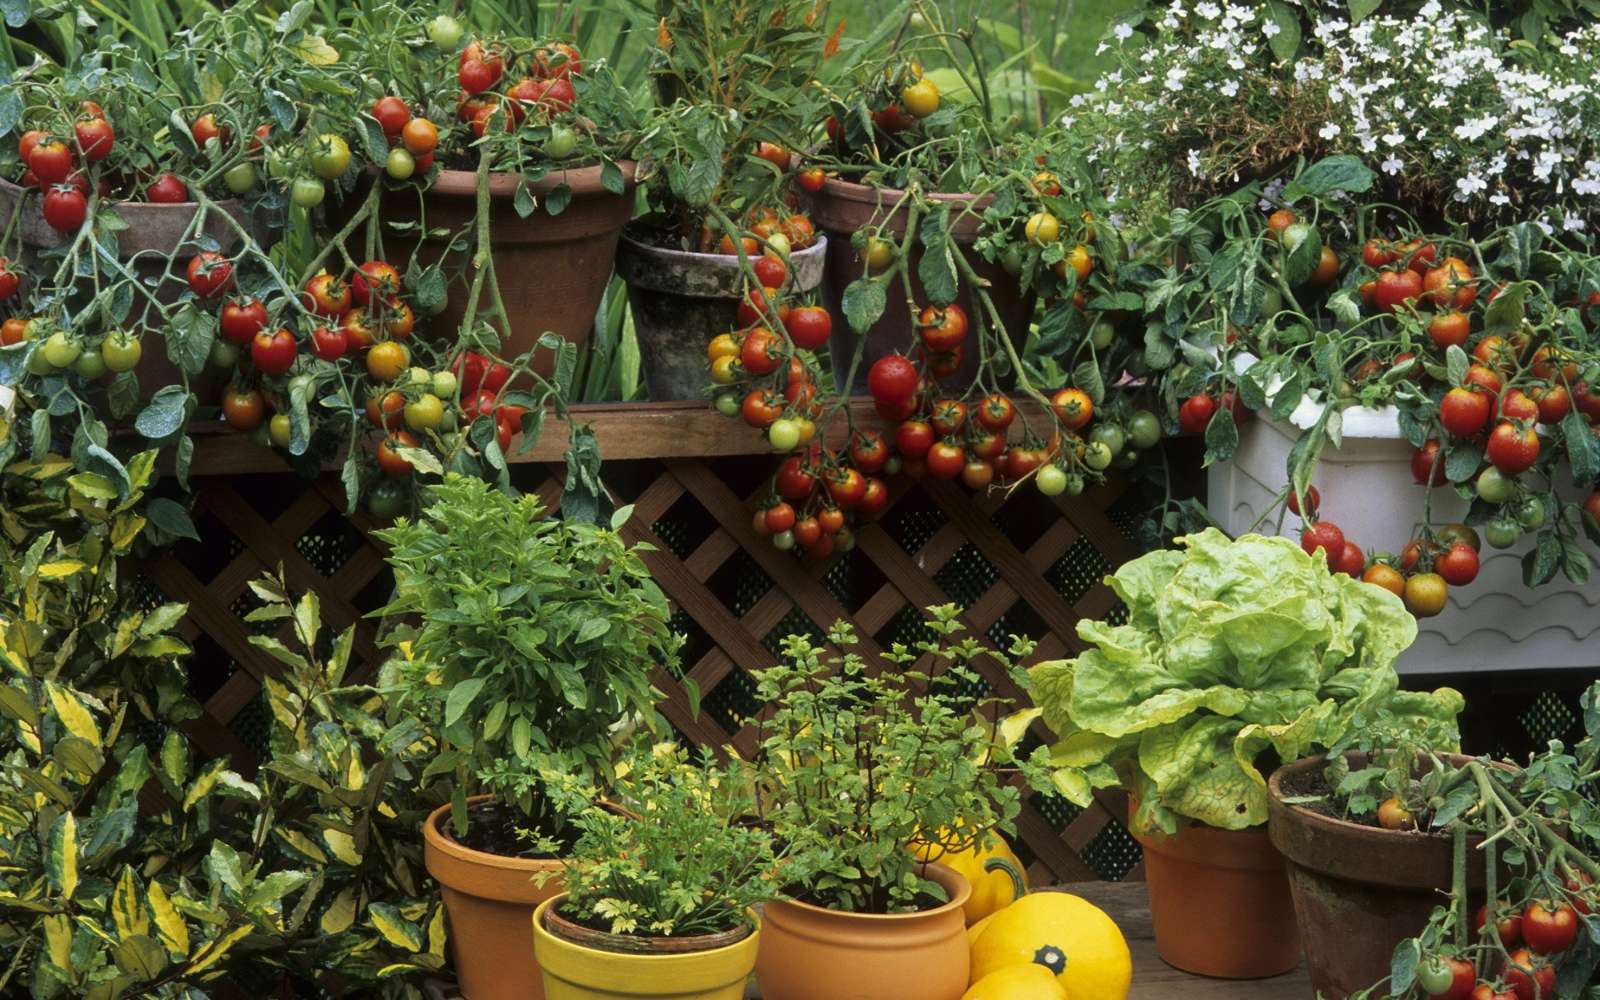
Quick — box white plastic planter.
[1210,406,1600,675]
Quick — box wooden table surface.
[429,881,1312,1000]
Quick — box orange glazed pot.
[1132,807,1300,979]
[423,797,564,1000]
[377,162,636,377]
[754,863,971,1000]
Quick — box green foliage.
[748,606,1048,915]
[373,474,678,837]
[1024,528,1463,835]
[543,743,786,938]
[0,459,437,999]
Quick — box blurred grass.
[829,0,1133,85]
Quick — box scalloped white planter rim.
[1209,389,1600,675]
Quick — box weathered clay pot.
[615,232,828,401]
[754,863,971,1000]
[0,176,259,400]
[1268,753,1503,998]
[533,894,759,1000]
[376,162,636,376]
[805,176,1034,393]
[1132,806,1300,979]
[424,798,565,1000]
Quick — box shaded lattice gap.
[666,609,707,678]
[763,606,823,658]
[710,549,773,617]
[227,690,273,758]
[1520,690,1577,747]
[882,490,947,554]
[1081,819,1143,882]
[171,508,243,584]
[701,668,763,737]
[875,603,926,653]
[986,601,1049,651]
[184,632,235,703]
[294,510,367,578]
[1105,489,1146,545]
[1031,791,1083,833]
[650,492,715,562]
[933,544,998,607]
[1048,538,1111,605]
[126,573,169,613]
[993,487,1054,554]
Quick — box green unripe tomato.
[385,147,416,180]
[43,331,81,368]
[73,349,108,379]
[999,246,1024,277]
[1113,448,1140,470]
[770,529,796,551]
[768,418,801,452]
[431,371,459,399]
[1089,319,1115,351]
[543,125,577,160]
[1035,464,1067,496]
[1064,472,1086,496]
[290,176,326,208]
[1516,495,1547,530]
[1415,956,1455,997]
[268,413,292,449]
[223,162,257,195]
[714,392,740,418]
[308,134,351,180]
[100,332,143,372]
[1485,517,1521,550]
[209,339,240,369]
[1128,410,1162,449]
[365,479,409,519]
[1083,440,1114,471]
[26,347,54,375]
[427,14,463,50]
[1088,423,1126,455]
[1475,466,1516,504]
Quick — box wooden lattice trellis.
[140,401,1152,885]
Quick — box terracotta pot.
[376,162,636,376]
[533,894,759,999]
[754,863,971,1000]
[0,176,260,401]
[615,232,828,401]
[804,176,1034,393]
[424,798,564,1000]
[1132,807,1300,979]
[1268,752,1504,998]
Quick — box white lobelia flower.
[1219,79,1240,97]
[1381,155,1404,175]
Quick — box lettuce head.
[1025,528,1462,835]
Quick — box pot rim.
[1267,751,1512,842]
[813,173,994,211]
[419,159,638,199]
[540,893,755,955]
[618,228,829,267]
[0,174,247,214]
[766,862,971,923]
[422,796,564,874]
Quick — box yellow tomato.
[709,354,739,384]
[367,341,409,383]
[268,414,291,449]
[707,333,740,362]
[1025,212,1061,246]
[902,77,941,118]
[865,237,896,272]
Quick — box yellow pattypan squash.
[962,964,1068,1000]
[912,826,1027,926]
[969,892,1131,1000]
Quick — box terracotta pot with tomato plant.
[373,476,680,1000]
[1022,529,1464,979]
[748,606,1049,1000]
[341,28,638,378]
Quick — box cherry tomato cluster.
[823,61,941,149]
[700,200,818,258]
[370,96,440,180]
[455,39,582,140]
[1411,893,1587,1000]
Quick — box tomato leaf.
[1560,537,1592,586]
[145,498,200,542]
[1262,1,1301,62]
[1484,282,1527,335]
[1562,407,1599,486]
[1444,344,1469,387]
[1522,530,1562,587]
[1279,224,1322,288]
[600,160,625,196]
[1280,156,1375,203]
[1202,407,1238,466]
[1389,937,1419,994]
[1444,442,1481,484]
[841,277,886,335]
[134,386,189,440]
[544,183,572,217]
[916,208,959,307]
[1348,0,1382,23]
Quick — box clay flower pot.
[754,863,971,1000]
[615,231,828,401]
[1132,807,1300,979]
[377,162,637,377]
[0,176,260,400]
[424,798,565,1000]
[1268,752,1502,998]
[804,176,1034,393]
[532,894,760,1000]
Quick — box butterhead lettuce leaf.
[1027,528,1460,834]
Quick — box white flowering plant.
[1073,1,1600,232]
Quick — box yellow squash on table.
[968,892,1131,1000]
[961,964,1068,1000]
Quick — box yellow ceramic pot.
[531,894,760,1000]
